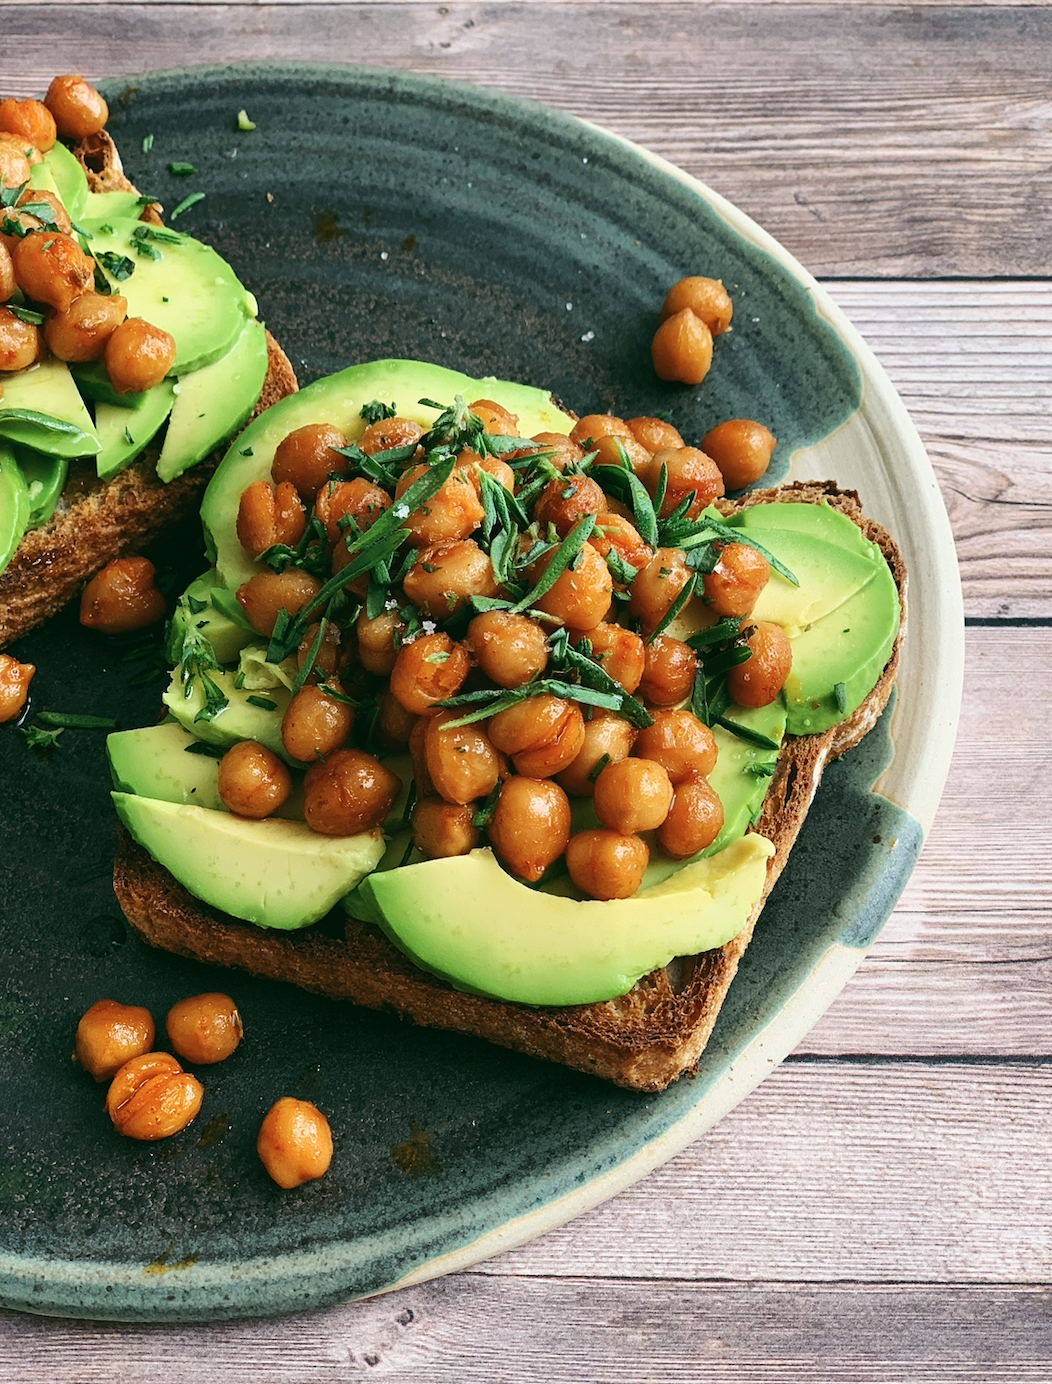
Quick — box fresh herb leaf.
[36,711,117,730]
[360,399,397,424]
[245,695,277,711]
[713,715,782,751]
[170,192,205,220]
[645,572,697,644]
[20,724,63,751]
[142,133,155,153]
[509,513,595,616]
[168,161,196,176]
[7,305,44,325]
[472,780,502,829]
[834,681,848,713]
[686,618,742,650]
[587,753,611,783]
[96,250,135,282]
[184,741,225,759]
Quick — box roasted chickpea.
[0,240,15,302]
[633,709,717,784]
[589,431,653,476]
[488,776,571,883]
[104,317,176,395]
[593,757,674,835]
[388,632,470,716]
[626,416,685,454]
[534,473,606,537]
[74,999,155,1082]
[425,711,500,805]
[576,622,645,694]
[659,276,734,336]
[456,449,516,494]
[702,419,777,490]
[702,542,770,618]
[589,512,653,579]
[487,694,585,778]
[0,97,57,152]
[569,414,632,447]
[358,415,423,454]
[638,635,697,708]
[725,621,792,709]
[468,397,520,435]
[356,608,406,677]
[0,653,33,723]
[0,139,31,191]
[555,712,637,797]
[106,1052,203,1141]
[0,305,40,371]
[45,75,109,140]
[651,308,713,386]
[408,714,435,797]
[236,479,307,557]
[303,748,401,836]
[467,610,548,688]
[165,992,243,1065]
[16,186,71,235]
[412,796,479,858]
[11,231,94,313]
[647,446,724,519]
[236,568,322,637]
[533,540,612,632]
[44,290,126,362]
[566,829,649,901]
[217,739,293,818]
[297,621,343,682]
[79,556,166,633]
[528,431,584,470]
[377,689,417,747]
[658,771,725,859]
[281,685,354,762]
[402,538,499,617]
[628,547,694,634]
[257,1097,333,1188]
[395,463,484,546]
[271,423,349,499]
[315,476,391,544]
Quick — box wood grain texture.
[3,4,1052,276]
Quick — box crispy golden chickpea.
[281,685,354,762]
[104,317,177,394]
[0,305,39,370]
[425,710,500,805]
[377,689,417,747]
[651,308,713,386]
[106,1052,203,1141]
[356,608,406,677]
[0,97,57,152]
[358,415,423,454]
[217,740,292,818]
[658,771,725,859]
[303,748,401,836]
[79,556,166,633]
[533,540,612,632]
[44,290,126,362]
[639,635,697,708]
[593,756,674,835]
[626,416,685,454]
[0,240,15,302]
[395,463,484,546]
[456,449,516,494]
[236,568,322,637]
[11,231,94,313]
[703,542,770,618]
[236,478,307,556]
[589,512,652,579]
[659,276,734,336]
[389,632,470,716]
[469,397,520,435]
[0,139,31,191]
[566,829,649,901]
[74,999,155,1082]
[45,75,109,140]
[528,431,584,470]
[590,432,653,476]
[412,796,479,858]
[257,1097,333,1189]
[297,621,343,682]
[467,609,548,688]
[272,422,349,499]
[647,446,724,519]
[534,473,606,537]
[17,186,71,235]
[403,538,499,617]
[488,694,585,778]
[726,621,792,709]
[315,476,390,544]
[570,414,632,447]
[628,547,694,634]
[576,622,645,694]
[702,419,777,490]
[488,776,571,883]
[165,993,243,1066]
[0,653,33,723]
[555,712,637,797]
[633,709,717,784]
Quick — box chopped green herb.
[96,250,135,282]
[124,426,134,445]
[240,447,254,457]
[360,400,397,424]
[587,753,611,783]
[713,715,781,751]
[170,192,205,221]
[36,711,117,730]
[184,741,225,759]
[142,133,155,153]
[834,681,848,713]
[246,695,277,711]
[237,109,256,132]
[645,572,697,644]
[187,595,208,615]
[20,724,63,751]
[168,161,196,176]
[7,305,44,325]
[471,781,502,829]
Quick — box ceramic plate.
[0,64,962,1322]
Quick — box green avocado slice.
[112,792,384,930]
[95,382,177,481]
[161,661,293,759]
[165,569,256,666]
[0,442,30,577]
[0,358,100,457]
[14,445,69,529]
[32,142,88,221]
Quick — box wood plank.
[3,4,1052,276]
[4,1279,1052,1383]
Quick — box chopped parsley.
[170,192,205,221]
[168,161,196,176]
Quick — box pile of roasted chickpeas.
[222,343,786,903]
[75,994,333,1188]
[0,76,177,394]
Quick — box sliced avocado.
[201,359,575,592]
[33,142,88,221]
[79,217,255,374]
[739,529,880,638]
[95,382,177,481]
[82,189,147,221]
[112,792,384,930]
[355,834,774,1006]
[0,442,30,577]
[726,498,879,560]
[156,319,268,483]
[161,663,290,757]
[166,570,256,666]
[13,444,68,528]
[0,358,100,457]
[70,360,150,410]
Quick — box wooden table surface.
[2,3,1050,1378]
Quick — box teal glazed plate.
[0,64,962,1321]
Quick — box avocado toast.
[107,362,904,1093]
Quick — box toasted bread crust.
[113,483,905,1092]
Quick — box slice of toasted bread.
[113,482,905,1093]
[0,135,298,650]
